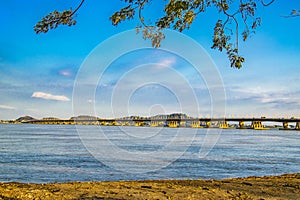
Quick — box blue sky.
[0,1,299,120]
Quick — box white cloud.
[156,57,177,68]
[59,70,73,77]
[32,92,70,102]
[0,105,16,110]
[87,99,94,103]
[228,87,300,107]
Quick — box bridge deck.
[26,118,299,123]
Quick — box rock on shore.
[0,173,299,200]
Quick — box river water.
[0,124,299,183]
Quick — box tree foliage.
[34,10,76,34]
[285,9,300,18]
[34,0,84,34]
[35,0,291,69]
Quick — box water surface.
[0,124,299,183]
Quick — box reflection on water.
[0,124,299,183]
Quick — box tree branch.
[71,0,85,17]
[261,0,275,6]
[34,0,85,34]
[35,0,298,69]
[138,0,152,28]
[281,10,300,18]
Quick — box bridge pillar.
[251,121,260,129]
[158,121,165,127]
[109,121,117,126]
[282,122,289,129]
[191,121,202,128]
[150,121,156,127]
[251,121,268,130]
[219,121,228,129]
[296,122,300,130]
[205,121,211,128]
[180,121,186,127]
[100,121,107,126]
[135,121,144,127]
[168,121,178,128]
[239,121,245,129]
[150,121,159,127]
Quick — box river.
[0,124,299,183]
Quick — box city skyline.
[0,1,299,120]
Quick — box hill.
[15,116,36,122]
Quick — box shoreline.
[1,173,299,199]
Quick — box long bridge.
[24,117,300,130]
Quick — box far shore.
[1,173,299,199]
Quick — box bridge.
[24,117,300,130]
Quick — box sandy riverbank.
[0,173,299,199]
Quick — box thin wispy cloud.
[87,99,94,103]
[0,104,16,110]
[156,57,177,68]
[32,92,70,102]
[228,87,300,107]
[59,69,73,77]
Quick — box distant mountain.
[16,116,36,122]
[14,113,193,123]
[70,115,98,120]
[150,113,192,119]
[118,113,193,120]
[42,117,61,121]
